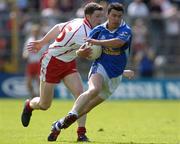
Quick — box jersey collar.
[103,19,125,32]
[83,18,92,29]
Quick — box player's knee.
[39,103,51,110]
[88,88,100,98]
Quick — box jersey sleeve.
[117,27,132,42]
[57,22,69,32]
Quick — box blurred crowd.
[0,0,179,79]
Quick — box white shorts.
[40,53,77,83]
[88,63,122,99]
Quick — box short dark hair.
[84,2,103,15]
[107,3,124,14]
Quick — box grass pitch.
[0,99,180,144]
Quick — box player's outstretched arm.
[27,24,60,53]
[86,38,125,48]
[39,24,60,45]
[123,70,134,79]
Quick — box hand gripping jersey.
[89,20,132,78]
[48,18,92,62]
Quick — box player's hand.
[86,38,100,45]
[123,70,135,79]
[27,40,42,53]
[76,44,92,58]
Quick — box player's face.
[107,9,123,29]
[88,10,103,28]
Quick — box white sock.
[55,121,61,131]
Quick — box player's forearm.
[40,24,59,45]
[96,38,125,48]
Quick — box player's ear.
[105,12,108,18]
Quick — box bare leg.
[59,96,104,129]
[47,74,104,141]
[21,80,55,127]
[63,72,86,127]
[30,80,56,110]
[71,73,104,114]
[78,95,105,118]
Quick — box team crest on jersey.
[119,31,128,37]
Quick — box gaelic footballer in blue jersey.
[48,3,134,139]
[88,16,132,79]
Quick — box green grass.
[0,99,180,144]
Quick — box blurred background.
[0,0,180,99]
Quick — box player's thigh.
[63,72,83,98]
[88,73,103,92]
[39,80,56,105]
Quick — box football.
[86,43,102,60]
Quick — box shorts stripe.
[40,53,51,82]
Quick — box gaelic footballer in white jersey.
[47,18,92,62]
[40,18,95,83]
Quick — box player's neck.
[106,23,117,31]
[106,19,123,31]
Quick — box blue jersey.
[88,20,132,78]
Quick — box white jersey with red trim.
[48,18,92,62]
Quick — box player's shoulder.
[118,21,132,34]
[92,22,106,31]
[70,18,84,25]
[124,24,132,33]
[121,21,132,31]
[63,18,84,31]
[56,18,83,28]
